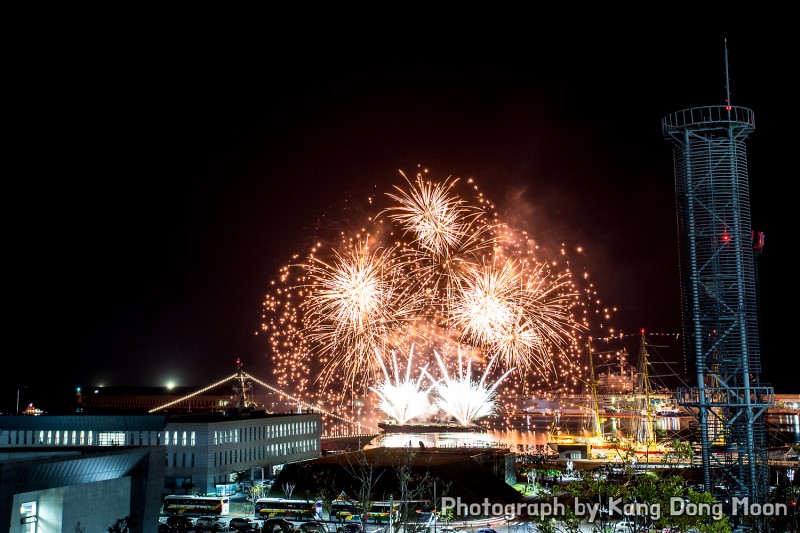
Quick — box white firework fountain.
[429,348,515,427]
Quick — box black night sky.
[7,27,794,412]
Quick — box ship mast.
[588,337,602,442]
[636,331,655,445]
[232,357,254,409]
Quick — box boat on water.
[377,421,484,433]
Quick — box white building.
[0,410,321,497]
[163,410,321,494]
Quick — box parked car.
[165,515,194,531]
[299,521,329,533]
[614,521,646,533]
[229,517,261,532]
[336,523,364,533]
[195,515,228,531]
[263,518,299,533]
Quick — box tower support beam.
[663,105,772,504]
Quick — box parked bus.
[162,495,230,516]
[330,501,361,522]
[365,501,399,524]
[255,498,316,520]
[330,500,397,524]
[329,500,432,525]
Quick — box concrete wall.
[13,477,131,533]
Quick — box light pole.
[433,481,437,533]
[16,385,28,414]
[388,495,393,533]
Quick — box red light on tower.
[721,233,730,243]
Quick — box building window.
[55,431,60,445]
[214,431,218,445]
[172,431,178,446]
[80,431,85,445]
[191,453,195,467]
[88,431,93,446]
[191,431,196,446]
[47,431,52,445]
[98,431,125,446]
[38,431,44,444]
[182,431,187,446]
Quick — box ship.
[377,421,484,433]
[548,333,670,460]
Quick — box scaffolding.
[662,104,773,504]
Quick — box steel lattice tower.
[663,93,773,504]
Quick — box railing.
[661,105,755,134]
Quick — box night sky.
[8,28,794,412]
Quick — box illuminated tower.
[662,41,772,504]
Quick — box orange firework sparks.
[261,170,616,433]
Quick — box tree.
[313,469,340,521]
[337,449,387,532]
[107,513,139,533]
[565,469,628,533]
[528,507,582,533]
[246,483,267,515]
[664,439,694,464]
[606,436,637,470]
[395,450,432,533]
[282,481,297,499]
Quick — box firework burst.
[302,238,422,390]
[261,169,606,433]
[384,172,496,306]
